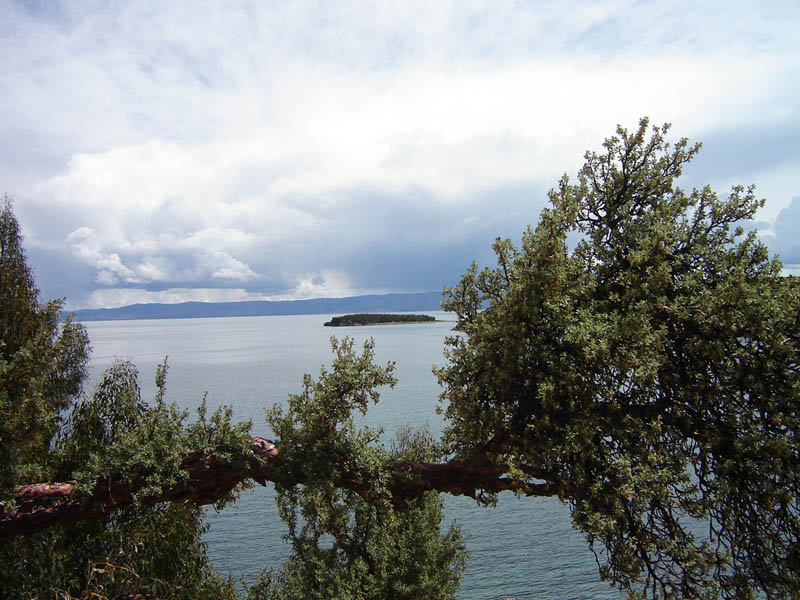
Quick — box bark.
[0,436,557,540]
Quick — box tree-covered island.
[323,313,436,326]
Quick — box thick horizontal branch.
[390,459,558,505]
[1,437,557,540]
[0,437,279,541]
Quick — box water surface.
[86,313,620,599]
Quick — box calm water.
[85,313,621,600]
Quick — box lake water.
[85,313,621,600]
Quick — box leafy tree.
[0,195,89,490]
[247,487,464,600]
[438,119,800,599]
[258,339,466,600]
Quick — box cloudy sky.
[2,1,799,309]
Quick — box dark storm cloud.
[687,119,800,187]
[24,245,98,306]
[272,183,548,293]
[768,197,800,267]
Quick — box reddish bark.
[0,436,557,540]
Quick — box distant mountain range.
[68,291,444,322]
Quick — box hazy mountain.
[69,292,443,322]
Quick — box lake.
[85,313,621,599]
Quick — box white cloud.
[3,1,799,307]
[202,252,257,282]
[62,208,261,287]
[66,226,141,285]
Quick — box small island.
[323,313,436,327]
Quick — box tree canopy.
[438,119,800,598]
[0,195,89,492]
[2,120,799,599]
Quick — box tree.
[0,195,89,491]
[253,341,466,599]
[438,119,800,599]
[0,200,465,600]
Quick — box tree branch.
[1,436,558,540]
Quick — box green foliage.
[0,196,90,490]
[58,358,252,505]
[247,490,465,600]
[267,337,396,493]
[263,339,466,600]
[1,351,250,599]
[0,502,239,600]
[438,119,800,598]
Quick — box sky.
[1,0,799,310]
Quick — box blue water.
[85,313,621,600]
